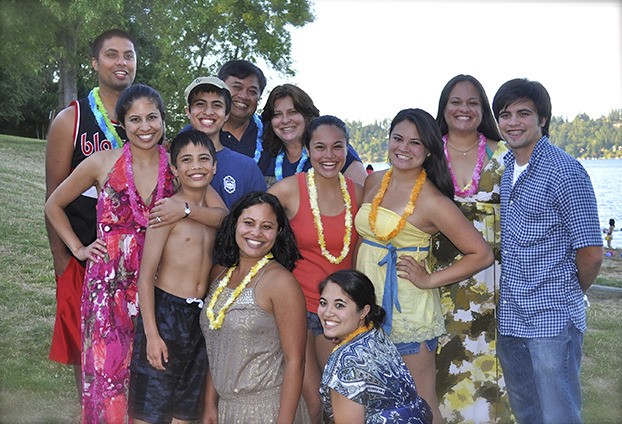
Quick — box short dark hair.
[303,115,350,150]
[389,109,454,199]
[436,74,502,141]
[170,129,217,166]
[115,84,166,144]
[218,60,267,95]
[91,28,136,59]
[188,85,233,115]
[319,270,386,329]
[261,84,320,155]
[215,192,301,271]
[492,78,552,136]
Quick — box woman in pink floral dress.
[46,84,175,423]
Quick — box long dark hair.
[389,109,454,199]
[319,270,386,329]
[215,192,301,271]
[435,74,502,141]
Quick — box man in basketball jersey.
[44,28,137,392]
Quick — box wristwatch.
[183,202,191,219]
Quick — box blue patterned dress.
[320,327,432,424]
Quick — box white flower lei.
[306,169,352,264]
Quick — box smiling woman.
[200,192,309,423]
[318,269,432,424]
[268,115,363,423]
[355,108,494,424]
[44,84,176,423]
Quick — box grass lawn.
[0,134,621,423]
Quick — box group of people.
[44,28,603,424]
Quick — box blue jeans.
[497,321,583,424]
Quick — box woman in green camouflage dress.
[433,75,513,423]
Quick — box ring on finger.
[156,216,162,223]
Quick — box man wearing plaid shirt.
[492,78,603,424]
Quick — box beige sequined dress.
[200,280,309,423]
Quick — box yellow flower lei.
[306,169,352,264]
[369,167,427,242]
[333,322,373,352]
[205,253,273,330]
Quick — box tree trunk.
[57,29,78,109]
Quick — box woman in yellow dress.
[355,108,493,424]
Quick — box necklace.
[88,88,123,149]
[443,132,486,197]
[205,253,273,330]
[124,143,169,227]
[275,147,308,181]
[369,167,426,242]
[252,114,264,163]
[447,140,479,156]
[306,169,352,264]
[333,323,373,352]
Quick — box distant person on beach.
[493,78,603,424]
[44,28,137,393]
[366,164,374,174]
[604,218,615,249]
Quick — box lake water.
[370,159,621,248]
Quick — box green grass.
[596,276,622,289]
[0,133,621,423]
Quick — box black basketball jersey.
[64,96,127,248]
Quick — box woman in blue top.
[259,84,368,187]
[318,270,432,424]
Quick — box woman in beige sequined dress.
[200,192,309,423]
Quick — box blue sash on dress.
[362,239,429,335]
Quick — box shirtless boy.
[129,130,218,423]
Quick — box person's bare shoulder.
[361,169,385,202]
[255,262,303,313]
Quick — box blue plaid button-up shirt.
[499,136,601,338]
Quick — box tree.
[120,0,314,131]
[0,0,314,137]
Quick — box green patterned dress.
[433,141,514,423]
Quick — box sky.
[267,1,622,125]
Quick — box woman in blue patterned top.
[318,270,432,424]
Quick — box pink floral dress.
[81,145,174,423]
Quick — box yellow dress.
[355,203,444,344]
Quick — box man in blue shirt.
[492,78,602,424]
[217,60,267,162]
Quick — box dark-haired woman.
[260,84,368,187]
[434,75,511,423]
[318,270,432,424]
[200,192,309,423]
[269,115,362,423]
[46,84,177,422]
[355,108,493,424]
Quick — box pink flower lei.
[123,142,169,227]
[443,132,487,197]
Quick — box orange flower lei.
[205,253,273,330]
[332,322,373,352]
[306,169,352,264]
[368,167,427,242]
